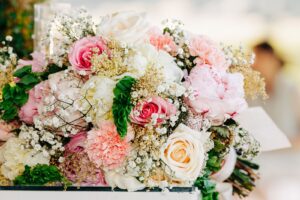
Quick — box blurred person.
[250,41,300,139]
[246,42,300,200]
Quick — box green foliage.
[112,76,136,138]
[194,171,219,200]
[207,125,234,173]
[226,158,260,197]
[0,64,67,121]
[13,164,67,186]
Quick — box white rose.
[129,43,183,82]
[98,11,150,45]
[160,124,210,182]
[81,76,116,125]
[105,171,145,192]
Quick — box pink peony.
[34,71,88,133]
[184,67,247,125]
[17,51,47,72]
[148,27,178,55]
[188,35,229,70]
[65,132,87,153]
[130,96,177,126]
[0,120,19,141]
[86,121,130,170]
[68,36,108,74]
[18,82,46,124]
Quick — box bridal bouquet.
[0,10,267,200]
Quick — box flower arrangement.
[0,10,267,200]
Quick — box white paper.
[235,107,291,151]
[0,190,200,200]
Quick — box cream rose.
[97,11,150,45]
[160,124,210,182]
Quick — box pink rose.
[68,36,108,74]
[148,27,178,55]
[188,35,229,70]
[184,67,247,125]
[86,121,130,170]
[18,82,46,124]
[0,120,19,141]
[130,96,177,126]
[17,51,47,72]
[65,132,87,153]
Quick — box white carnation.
[0,138,49,180]
[81,76,116,125]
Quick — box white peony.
[105,171,145,192]
[97,11,150,45]
[160,124,210,182]
[80,76,116,125]
[127,43,183,82]
[0,137,49,180]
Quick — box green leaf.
[13,65,32,78]
[13,164,66,186]
[210,126,230,138]
[1,106,18,121]
[112,76,136,138]
[18,74,40,86]
[194,171,219,200]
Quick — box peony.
[187,34,229,70]
[0,137,49,180]
[68,36,107,74]
[148,27,178,55]
[160,124,210,182]
[19,82,46,124]
[17,51,47,72]
[85,121,130,170]
[34,71,88,133]
[0,120,19,141]
[65,132,87,153]
[130,96,176,126]
[98,11,150,45]
[80,76,116,125]
[184,67,248,125]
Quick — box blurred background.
[1,0,300,199]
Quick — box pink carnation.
[86,121,130,170]
[68,36,108,74]
[18,82,46,124]
[17,51,47,72]
[188,35,229,70]
[184,67,247,125]
[65,132,87,153]
[148,27,178,55]
[0,120,19,141]
[130,96,177,126]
